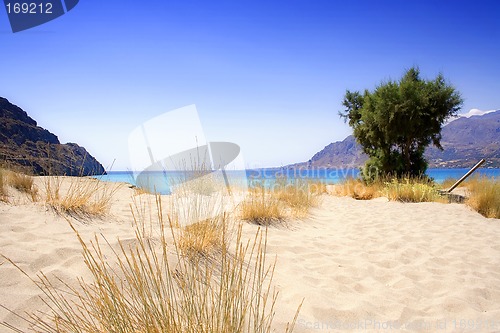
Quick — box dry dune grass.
[177,215,228,259]
[42,176,118,218]
[0,168,117,218]
[1,183,301,333]
[440,177,459,190]
[240,185,285,226]
[240,179,324,225]
[274,180,322,213]
[0,169,39,202]
[436,176,500,218]
[0,168,6,202]
[334,177,446,203]
[465,177,500,219]
[332,177,382,200]
[384,178,447,203]
[5,171,34,193]
[335,175,500,217]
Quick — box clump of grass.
[1,194,301,333]
[440,177,458,190]
[333,178,382,200]
[334,176,447,203]
[5,171,39,201]
[384,177,446,203]
[274,179,322,216]
[177,214,228,259]
[133,185,155,196]
[241,179,324,225]
[42,176,117,218]
[240,185,285,226]
[0,168,6,202]
[307,180,328,195]
[183,172,226,196]
[465,177,500,219]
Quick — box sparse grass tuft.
[274,179,322,216]
[178,215,228,259]
[133,185,155,196]
[333,178,382,200]
[384,178,447,203]
[440,177,458,190]
[240,185,285,225]
[42,176,117,218]
[307,180,328,196]
[241,179,323,225]
[5,171,39,201]
[0,168,6,202]
[334,176,447,203]
[465,177,500,219]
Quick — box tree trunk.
[403,140,412,175]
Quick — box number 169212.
[5,2,53,14]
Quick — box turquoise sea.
[94,168,500,189]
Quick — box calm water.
[93,168,500,187]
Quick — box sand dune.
[1,177,499,332]
[261,196,500,332]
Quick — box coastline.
[94,168,500,189]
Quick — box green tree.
[340,67,463,179]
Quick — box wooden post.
[446,159,485,193]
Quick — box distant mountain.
[290,110,500,169]
[0,97,105,176]
[425,111,500,167]
[289,135,367,169]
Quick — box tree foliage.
[340,67,463,179]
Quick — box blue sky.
[1,0,499,170]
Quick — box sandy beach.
[1,177,499,332]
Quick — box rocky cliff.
[0,97,105,176]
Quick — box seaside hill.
[425,111,500,167]
[0,97,105,176]
[290,110,500,169]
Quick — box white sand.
[1,177,500,332]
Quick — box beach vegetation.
[465,177,500,219]
[42,176,118,218]
[240,184,285,225]
[274,178,322,215]
[332,178,382,200]
[241,179,324,225]
[340,67,463,180]
[177,215,228,259]
[335,176,447,203]
[5,170,39,201]
[384,177,446,203]
[0,168,39,202]
[440,177,459,190]
[1,191,301,333]
[0,168,6,201]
